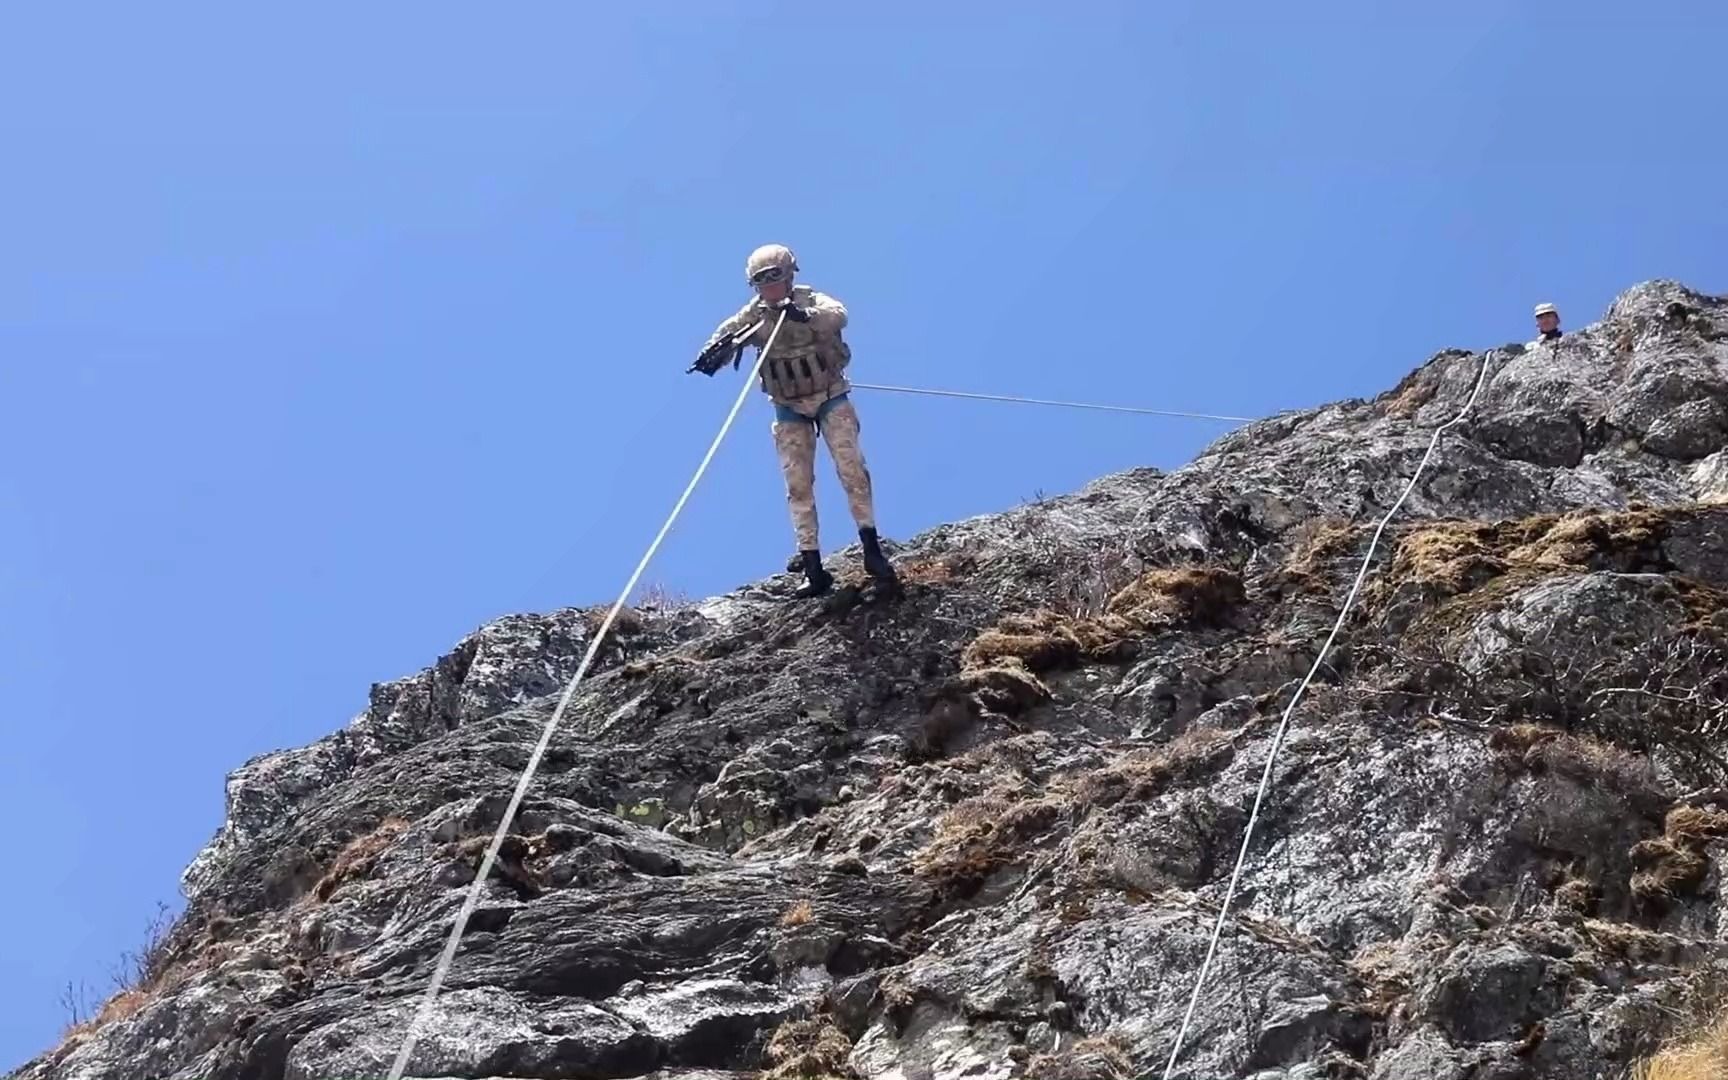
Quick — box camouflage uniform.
[702,285,878,551]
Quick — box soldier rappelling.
[689,244,899,599]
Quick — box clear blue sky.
[3,2,1723,1065]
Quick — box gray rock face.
[16,280,1728,1080]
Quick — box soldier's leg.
[819,398,896,586]
[772,416,820,550]
[816,398,876,531]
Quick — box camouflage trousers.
[771,395,876,550]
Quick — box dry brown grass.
[894,553,976,586]
[1371,507,1694,647]
[780,899,814,927]
[1488,724,1660,798]
[1063,727,1233,809]
[1554,876,1597,913]
[951,610,1138,724]
[1346,939,1423,1016]
[1507,511,1665,568]
[951,566,1244,722]
[1106,566,1245,625]
[62,989,151,1043]
[1666,805,1728,847]
[1582,919,1680,964]
[1279,519,1363,589]
[913,728,1233,898]
[582,604,646,637]
[761,1017,857,1079]
[1385,509,1675,598]
[1630,838,1708,901]
[1636,1014,1728,1079]
[1023,1034,1134,1079]
[1384,377,1439,420]
[1629,804,1728,903]
[313,817,409,902]
[53,903,221,1050]
[915,782,1064,897]
[961,610,1139,674]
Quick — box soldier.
[1533,302,1563,343]
[690,244,898,599]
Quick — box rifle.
[687,318,767,376]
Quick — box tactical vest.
[755,288,849,401]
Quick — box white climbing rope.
[1160,350,1497,1079]
[851,381,1253,423]
[383,309,789,1080]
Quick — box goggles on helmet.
[750,264,790,287]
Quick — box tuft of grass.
[1665,805,1728,847]
[1636,1014,1728,1080]
[1382,367,1441,419]
[62,989,151,1043]
[1488,724,1661,800]
[56,901,188,1047]
[914,783,1063,899]
[762,1017,857,1079]
[1279,520,1363,591]
[1376,507,1685,641]
[780,899,814,927]
[313,817,409,902]
[1023,1034,1135,1079]
[1582,919,1678,964]
[1064,727,1233,809]
[1628,803,1728,904]
[913,728,1233,898]
[961,610,1138,674]
[1630,838,1708,901]
[1106,566,1245,626]
[950,565,1244,722]
[893,553,976,586]
[582,604,646,637]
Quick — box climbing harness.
[850,382,1253,423]
[383,310,790,1080]
[1159,348,1497,1079]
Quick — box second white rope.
[1159,349,1496,1078]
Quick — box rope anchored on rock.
[1159,348,1498,1079]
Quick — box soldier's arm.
[802,290,848,336]
[703,300,766,350]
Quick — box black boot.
[859,527,899,586]
[793,549,834,598]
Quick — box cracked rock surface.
[15,279,1728,1080]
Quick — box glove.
[774,298,811,323]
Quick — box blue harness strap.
[774,392,849,432]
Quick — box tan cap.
[1533,302,1558,317]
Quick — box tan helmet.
[1533,302,1558,318]
[745,243,799,285]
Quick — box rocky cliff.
[17,279,1728,1080]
